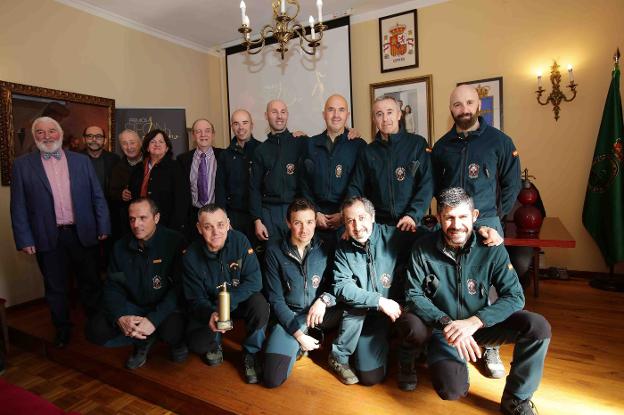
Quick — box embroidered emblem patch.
[229,261,240,271]
[380,273,392,288]
[335,164,343,178]
[153,258,162,263]
[512,150,519,157]
[311,275,321,288]
[507,263,514,270]
[467,279,477,295]
[232,279,240,287]
[247,248,254,255]
[468,163,479,179]
[395,167,406,182]
[152,275,162,290]
[286,163,296,175]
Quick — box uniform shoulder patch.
[507,263,514,270]
[512,150,519,157]
[247,248,254,255]
[425,147,433,153]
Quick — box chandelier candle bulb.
[281,0,286,14]
[243,15,249,28]
[316,0,323,23]
[309,16,316,39]
[537,72,542,89]
[567,64,574,82]
[240,1,246,24]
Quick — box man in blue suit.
[10,116,111,348]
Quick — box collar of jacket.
[267,129,292,143]
[349,223,381,252]
[227,136,256,152]
[200,229,234,260]
[374,127,406,146]
[453,116,488,139]
[280,233,320,261]
[127,225,162,253]
[435,229,477,260]
[313,128,349,148]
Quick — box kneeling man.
[86,197,187,370]
[403,187,550,415]
[183,204,269,384]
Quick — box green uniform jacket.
[183,230,262,325]
[333,223,416,308]
[406,231,525,328]
[103,225,185,327]
[347,129,433,225]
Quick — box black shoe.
[243,353,261,384]
[478,347,506,379]
[397,360,418,392]
[53,329,71,348]
[126,336,156,370]
[204,348,224,366]
[170,343,189,363]
[500,397,539,415]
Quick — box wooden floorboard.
[4,278,624,415]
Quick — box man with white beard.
[10,116,111,348]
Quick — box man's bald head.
[265,100,288,133]
[323,94,350,137]
[231,109,254,143]
[449,85,481,132]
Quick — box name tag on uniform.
[153,258,162,263]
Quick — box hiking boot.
[478,347,506,379]
[170,343,189,363]
[327,354,359,385]
[126,336,156,370]
[204,348,224,366]
[243,353,261,384]
[397,360,418,392]
[500,397,539,415]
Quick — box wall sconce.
[536,61,578,121]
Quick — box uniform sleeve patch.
[425,147,433,153]
[247,248,254,255]
[512,150,519,157]
[153,258,162,263]
[507,263,514,270]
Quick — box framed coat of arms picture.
[379,10,418,73]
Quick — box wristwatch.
[319,293,332,306]
[437,315,453,329]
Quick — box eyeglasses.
[84,134,104,139]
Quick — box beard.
[35,138,63,153]
[453,112,479,131]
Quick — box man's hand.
[135,317,156,337]
[294,330,320,352]
[478,226,503,246]
[443,316,483,345]
[306,298,327,328]
[254,219,269,241]
[316,212,330,230]
[98,234,109,241]
[396,215,417,232]
[208,312,228,333]
[21,246,36,255]
[347,128,360,140]
[117,315,142,337]
[121,189,132,202]
[292,130,307,138]
[451,335,482,362]
[378,297,402,322]
[325,212,342,230]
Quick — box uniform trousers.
[399,310,551,401]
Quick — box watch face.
[439,316,452,327]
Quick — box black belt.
[57,224,76,230]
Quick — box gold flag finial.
[615,48,621,64]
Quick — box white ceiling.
[55,0,447,54]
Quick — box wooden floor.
[4,278,624,415]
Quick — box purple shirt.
[41,150,75,225]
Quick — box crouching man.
[86,197,187,370]
[402,187,550,415]
[183,204,269,384]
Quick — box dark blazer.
[129,154,190,233]
[10,150,111,252]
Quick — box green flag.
[582,59,624,266]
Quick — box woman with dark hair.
[129,129,190,234]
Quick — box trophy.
[216,282,233,331]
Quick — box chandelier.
[238,0,327,60]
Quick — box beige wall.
[351,0,624,273]
[0,0,225,305]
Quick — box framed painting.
[379,10,418,73]
[0,81,115,185]
[457,76,503,130]
[369,75,433,144]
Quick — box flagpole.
[588,48,624,292]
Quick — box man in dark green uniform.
[347,95,433,231]
[432,85,522,378]
[299,94,366,248]
[216,109,261,242]
[250,99,305,243]
[86,197,188,370]
[402,188,550,415]
[183,204,269,384]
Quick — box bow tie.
[42,150,62,160]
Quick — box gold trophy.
[216,282,233,331]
